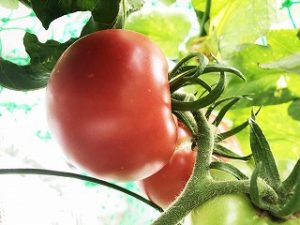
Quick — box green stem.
[171,72,226,111]
[122,0,127,27]
[199,0,212,37]
[151,177,280,225]
[0,168,163,212]
[151,110,215,225]
[192,110,215,178]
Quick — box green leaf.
[224,73,300,108]
[288,99,300,121]
[198,0,277,58]
[249,113,281,189]
[159,0,176,5]
[228,102,300,160]
[224,30,300,107]
[125,8,192,59]
[276,166,300,218]
[0,58,48,90]
[250,162,262,206]
[30,0,89,29]
[30,0,121,31]
[281,159,300,193]
[0,0,19,9]
[260,52,300,75]
[192,0,227,18]
[228,29,300,77]
[126,0,145,13]
[80,1,121,35]
[24,33,73,72]
[0,32,74,91]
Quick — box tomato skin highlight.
[46,29,177,181]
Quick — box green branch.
[0,168,163,212]
[199,0,212,37]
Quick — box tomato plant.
[46,29,177,181]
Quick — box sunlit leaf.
[224,30,300,107]
[288,99,300,121]
[260,52,300,75]
[127,0,145,13]
[195,0,277,58]
[125,7,192,59]
[159,0,176,5]
[249,114,281,189]
[192,0,227,18]
[228,102,300,160]
[0,0,19,9]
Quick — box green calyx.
[249,112,300,220]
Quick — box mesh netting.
[281,0,300,28]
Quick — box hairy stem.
[151,110,215,224]
[151,179,251,225]
[192,110,215,179]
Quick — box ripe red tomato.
[46,29,177,181]
[140,120,195,208]
[140,148,196,208]
[140,117,242,208]
[176,119,193,148]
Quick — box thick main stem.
[151,110,216,225]
[192,110,214,178]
